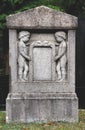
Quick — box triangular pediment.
[7,6,78,29]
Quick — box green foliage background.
[0,0,85,74]
[0,0,85,30]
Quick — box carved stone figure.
[54,31,67,81]
[18,31,31,81]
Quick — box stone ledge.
[7,93,78,99]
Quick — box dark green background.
[0,0,85,109]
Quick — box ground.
[0,110,85,130]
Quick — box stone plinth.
[6,93,78,123]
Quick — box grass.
[0,110,85,130]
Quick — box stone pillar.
[6,6,78,123]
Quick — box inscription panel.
[33,47,52,81]
[29,40,55,81]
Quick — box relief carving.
[54,31,67,82]
[17,31,67,82]
[18,31,31,81]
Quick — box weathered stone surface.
[6,6,78,123]
[8,31,75,93]
[33,47,52,80]
[6,93,78,123]
[6,6,78,29]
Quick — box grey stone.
[6,6,78,29]
[6,6,78,123]
[54,31,67,81]
[33,46,52,80]
[18,31,31,81]
[6,93,78,123]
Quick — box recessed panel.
[33,47,52,81]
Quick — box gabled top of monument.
[6,5,78,29]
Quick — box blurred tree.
[0,0,85,30]
[0,0,85,75]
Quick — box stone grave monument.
[6,6,78,123]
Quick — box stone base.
[6,93,78,123]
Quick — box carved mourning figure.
[54,31,67,82]
[18,31,31,81]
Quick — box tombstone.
[6,6,78,123]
